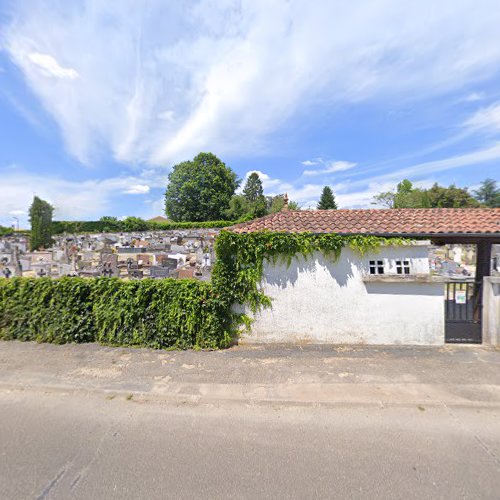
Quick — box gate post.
[476,241,492,343]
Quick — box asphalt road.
[1,389,500,499]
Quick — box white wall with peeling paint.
[242,245,445,345]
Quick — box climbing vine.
[212,231,408,314]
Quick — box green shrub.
[0,277,233,349]
[51,219,235,234]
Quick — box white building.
[229,208,500,346]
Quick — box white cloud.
[27,52,79,79]
[4,0,500,165]
[0,167,168,227]
[464,102,500,134]
[303,159,357,176]
[123,184,150,194]
[463,92,485,102]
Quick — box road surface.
[1,342,500,498]
[1,388,500,499]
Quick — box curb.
[2,381,500,410]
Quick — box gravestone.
[150,266,170,279]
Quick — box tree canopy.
[165,153,239,222]
[372,179,481,208]
[317,186,338,209]
[473,178,500,207]
[29,196,54,250]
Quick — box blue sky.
[1,0,500,228]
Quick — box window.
[395,259,410,275]
[369,260,384,275]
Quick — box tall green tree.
[242,172,267,217]
[243,173,264,202]
[165,153,239,221]
[29,196,54,250]
[317,186,338,209]
[473,178,500,207]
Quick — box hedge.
[52,219,236,234]
[0,277,233,349]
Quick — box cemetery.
[0,229,218,281]
[0,208,499,349]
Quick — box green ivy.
[212,231,407,313]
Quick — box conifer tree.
[317,186,338,210]
[243,172,267,217]
[29,196,54,250]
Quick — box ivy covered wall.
[0,231,403,349]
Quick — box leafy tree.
[372,179,426,208]
[165,153,239,222]
[317,186,338,209]
[473,178,500,207]
[99,216,121,232]
[122,216,149,232]
[225,195,252,221]
[425,183,480,208]
[373,179,480,208]
[29,196,54,250]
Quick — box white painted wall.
[483,277,500,346]
[242,245,445,345]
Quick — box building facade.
[230,208,500,346]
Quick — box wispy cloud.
[302,159,356,176]
[462,92,486,102]
[123,184,150,195]
[27,52,79,79]
[4,0,500,165]
[464,102,500,134]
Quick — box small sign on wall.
[455,290,467,304]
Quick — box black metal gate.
[445,281,482,344]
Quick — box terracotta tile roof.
[228,208,500,236]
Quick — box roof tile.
[228,208,500,235]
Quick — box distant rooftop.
[228,208,500,236]
[148,216,170,223]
